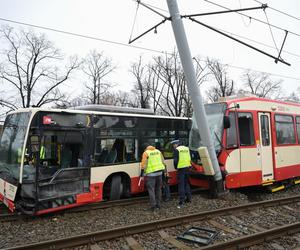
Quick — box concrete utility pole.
[166,0,223,193]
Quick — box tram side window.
[238,113,254,146]
[226,112,238,148]
[297,117,300,144]
[260,115,270,146]
[275,115,296,144]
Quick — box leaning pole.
[166,0,224,194]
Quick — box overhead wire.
[252,0,300,22]
[203,0,300,38]
[238,0,252,27]
[0,17,166,55]
[129,1,140,42]
[262,8,280,54]
[0,15,299,81]
[195,58,300,81]
[216,26,300,59]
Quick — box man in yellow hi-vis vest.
[140,144,166,212]
[171,139,192,209]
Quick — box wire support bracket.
[182,4,268,18]
[275,30,288,64]
[189,17,291,66]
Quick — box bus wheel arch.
[103,172,131,200]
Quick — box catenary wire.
[252,0,300,21]
[129,1,140,42]
[263,8,280,54]
[0,17,166,55]
[133,1,300,58]
[203,0,300,38]
[0,17,299,82]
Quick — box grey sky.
[0,0,299,98]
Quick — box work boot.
[185,198,191,203]
[177,202,183,209]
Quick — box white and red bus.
[1,95,300,214]
[0,105,190,214]
[189,95,300,191]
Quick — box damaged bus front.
[0,109,91,214]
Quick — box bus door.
[258,112,274,182]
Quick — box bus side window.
[226,112,238,148]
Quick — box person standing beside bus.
[140,144,166,212]
[171,139,192,208]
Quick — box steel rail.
[199,222,300,249]
[0,188,205,221]
[70,188,206,212]
[5,194,300,250]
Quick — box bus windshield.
[0,112,31,183]
[189,103,226,153]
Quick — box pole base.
[208,177,227,198]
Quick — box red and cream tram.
[189,95,300,191]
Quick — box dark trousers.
[162,174,171,201]
[146,175,162,208]
[177,167,191,203]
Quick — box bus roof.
[74,104,154,115]
[6,107,190,120]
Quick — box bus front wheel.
[109,175,122,200]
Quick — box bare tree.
[145,52,185,116]
[114,91,138,107]
[130,56,151,109]
[282,87,300,102]
[129,52,208,117]
[82,50,116,104]
[206,58,235,102]
[241,70,282,98]
[0,26,79,111]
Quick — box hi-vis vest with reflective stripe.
[40,146,46,159]
[177,145,191,169]
[145,149,165,174]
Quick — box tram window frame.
[260,115,270,146]
[226,112,238,148]
[275,114,296,145]
[237,112,255,146]
[296,116,300,144]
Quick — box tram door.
[258,112,274,181]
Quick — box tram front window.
[189,103,226,153]
[0,112,30,184]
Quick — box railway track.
[5,194,300,250]
[0,188,206,222]
[0,196,149,223]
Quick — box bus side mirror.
[223,116,231,129]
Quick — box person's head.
[170,139,180,148]
[142,142,151,151]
